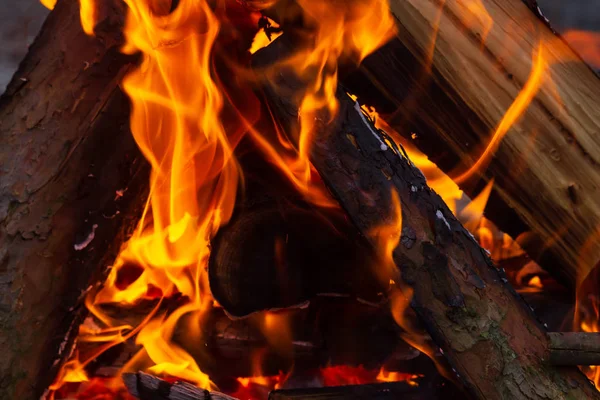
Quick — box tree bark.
[342,0,600,289]
[253,37,599,399]
[0,1,145,398]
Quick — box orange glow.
[527,276,543,289]
[50,360,89,388]
[259,312,294,356]
[376,368,421,386]
[369,188,402,287]
[460,178,494,233]
[459,0,493,47]
[562,30,600,69]
[454,44,547,184]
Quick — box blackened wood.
[123,372,237,400]
[209,203,384,317]
[253,37,599,400]
[549,332,600,366]
[0,0,145,398]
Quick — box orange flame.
[40,0,57,10]
[49,0,399,396]
[39,0,97,35]
[79,0,97,35]
[249,0,396,206]
[376,368,421,386]
[454,43,547,184]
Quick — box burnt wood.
[253,36,600,400]
[0,0,147,398]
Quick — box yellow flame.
[40,0,56,10]
[459,178,494,233]
[376,368,421,386]
[454,44,547,184]
[527,276,543,289]
[79,0,97,35]
[249,19,282,54]
[51,0,398,394]
[250,0,396,206]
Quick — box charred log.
[0,1,146,398]
[253,36,600,399]
[209,201,384,317]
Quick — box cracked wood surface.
[255,36,599,399]
[0,1,146,398]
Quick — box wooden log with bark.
[339,0,600,289]
[549,332,600,366]
[252,36,600,399]
[0,1,147,398]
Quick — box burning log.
[0,0,147,398]
[253,36,600,399]
[340,0,600,288]
[123,372,238,400]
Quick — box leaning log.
[0,1,146,398]
[341,0,600,288]
[253,37,599,399]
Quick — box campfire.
[2,0,600,399]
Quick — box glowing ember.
[527,276,543,289]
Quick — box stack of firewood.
[1,0,600,399]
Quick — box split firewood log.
[252,35,600,399]
[341,0,600,289]
[0,1,147,398]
